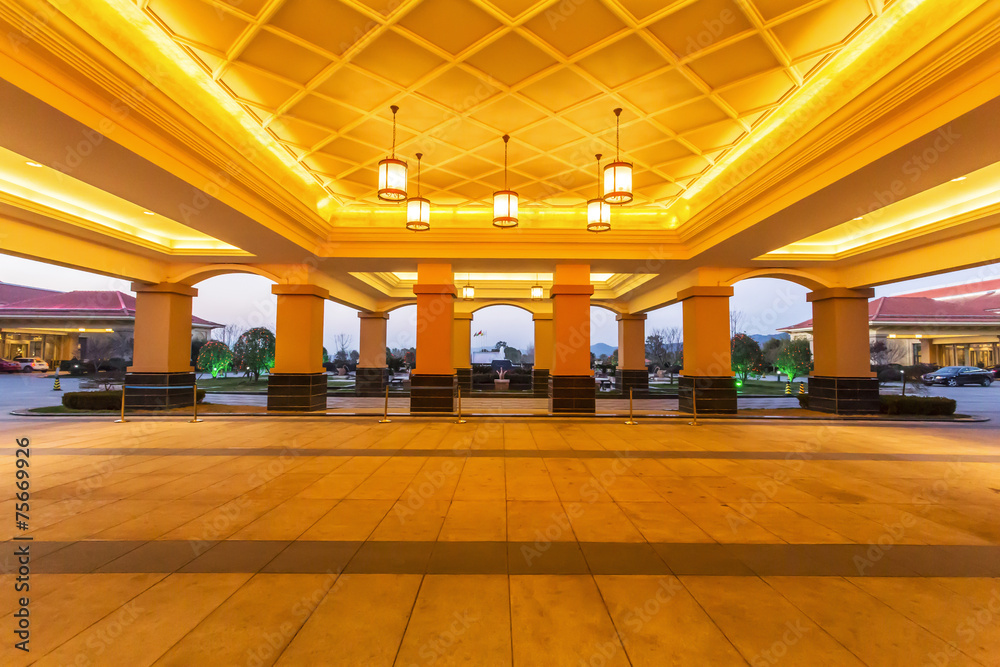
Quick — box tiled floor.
[2,416,999,665]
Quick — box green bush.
[880,395,956,416]
[62,390,206,410]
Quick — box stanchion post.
[455,387,466,424]
[115,384,128,423]
[378,385,391,423]
[625,388,637,425]
[189,383,202,423]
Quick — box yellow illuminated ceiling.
[0,147,249,255]
[762,163,1000,259]
[128,0,904,217]
[353,270,652,299]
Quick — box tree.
[402,348,416,368]
[197,341,233,378]
[731,334,765,382]
[233,327,275,382]
[495,340,508,350]
[333,333,352,364]
[504,346,522,364]
[870,339,905,366]
[350,350,360,364]
[730,309,748,336]
[322,346,330,364]
[215,324,243,348]
[645,332,668,369]
[776,339,812,382]
[661,326,682,366]
[762,338,786,378]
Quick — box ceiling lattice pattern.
[136,0,890,211]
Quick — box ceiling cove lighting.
[603,108,633,205]
[406,153,430,232]
[25,161,43,168]
[587,153,611,233]
[462,274,475,300]
[530,274,544,300]
[493,134,518,228]
[377,105,407,202]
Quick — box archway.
[469,304,534,393]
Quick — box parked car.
[0,358,22,373]
[13,357,49,372]
[989,364,1000,378]
[922,366,993,387]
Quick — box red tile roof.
[895,278,1000,299]
[0,282,61,306]
[0,289,221,327]
[780,295,1000,331]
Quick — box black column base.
[808,376,879,415]
[456,368,472,394]
[267,373,327,411]
[355,367,388,397]
[532,369,550,397]
[549,375,596,414]
[679,376,737,414]
[124,372,196,409]
[410,374,455,413]
[615,369,649,398]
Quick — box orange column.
[532,313,554,397]
[268,284,328,411]
[411,263,456,412]
[356,311,389,396]
[453,312,473,392]
[550,264,594,413]
[127,282,196,409]
[678,286,736,414]
[807,288,878,414]
[616,313,648,397]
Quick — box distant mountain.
[591,342,617,357]
[750,333,790,346]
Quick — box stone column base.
[410,374,455,413]
[267,373,327,411]
[456,368,472,394]
[124,372,196,410]
[532,369,550,397]
[615,369,649,398]
[549,375,595,414]
[808,376,879,414]
[355,367,387,397]
[679,376,736,414]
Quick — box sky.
[2,254,998,352]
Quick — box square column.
[453,312,473,393]
[126,282,197,410]
[356,311,388,396]
[411,263,456,413]
[807,288,879,415]
[532,313,553,397]
[679,286,736,414]
[549,264,595,414]
[616,313,648,398]
[267,284,328,411]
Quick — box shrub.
[776,340,812,381]
[62,390,205,410]
[880,395,956,416]
[196,341,232,378]
[731,334,765,382]
[233,327,275,382]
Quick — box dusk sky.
[3,254,997,352]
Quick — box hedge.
[62,390,206,410]
[797,394,956,416]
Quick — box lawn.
[647,378,802,396]
[28,402,266,414]
[194,375,356,392]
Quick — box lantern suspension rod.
[613,108,622,160]
[595,153,602,196]
[390,105,399,158]
[502,134,510,190]
[416,152,422,195]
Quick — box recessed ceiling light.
[143,211,155,216]
[25,161,43,168]
[950,176,967,182]
[852,216,863,220]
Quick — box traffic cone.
[784,382,791,395]
[53,369,62,391]
[798,382,805,395]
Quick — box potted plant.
[494,368,510,391]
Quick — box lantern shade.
[462,285,475,300]
[603,161,633,204]
[492,190,518,228]
[406,196,430,231]
[587,198,611,232]
[377,158,407,201]
[530,285,544,300]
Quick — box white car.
[14,357,49,372]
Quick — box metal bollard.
[689,383,700,427]
[455,387,467,424]
[379,385,391,423]
[115,385,128,423]
[190,383,202,423]
[625,388,638,425]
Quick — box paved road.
[2,372,996,423]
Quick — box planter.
[494,379,510,391]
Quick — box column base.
[355,367,388,397]
[615,369,649,398]
[267,373,327,411]
[808,376,879,415]
[456,368,472,394]
[679,376,737,414]
[410,374,455,413]
[549,375,595,414]
[124,372,196,410]
[532,369,550,397]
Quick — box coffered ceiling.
[135,0,889,212]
